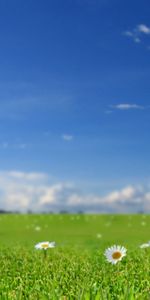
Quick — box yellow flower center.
[112,251,122,259]
[41,243,49,249]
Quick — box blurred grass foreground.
[0,213,149,249]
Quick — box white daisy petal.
[35,241,56,250]
[104,245,127,264]
[49,241,56,248]
[140,243,150,249]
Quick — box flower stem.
[43,250,47,260]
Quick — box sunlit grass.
[0,214,150,299]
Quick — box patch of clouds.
[124,30,141,43]
[103,186,136,203]
[39,183,73,206]
[66,185,147,213]
[110,104,144,111]
[0,171,49,211]
[3,171,47,181]
[134,37,141,44]
[137,24,150,34]
[62,134,73,141]
[0,170,150,213]
[123,24,150,45]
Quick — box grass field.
[0,214,150,299]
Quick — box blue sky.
[0,0,150,212]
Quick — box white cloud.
[124,24,150,45]
[0,171,48,211]
[39,183,72,206]
[67,186,137,206]
[5,171,47,181]
[134,37,141,43]
[103,186,136,203]
[62,134,73,141]
[111,104,144,110]
[67,185,146,213]
[124,31,134,37]
[123,30,141,44]
[0,170,150,213]
[137,24,150,34]
[0,171,74,212]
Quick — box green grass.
[0,214,150,299]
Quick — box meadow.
[0,214,150,299]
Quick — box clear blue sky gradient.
[0,0,150,196]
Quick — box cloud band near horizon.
[0,170,149,213]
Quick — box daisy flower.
[35,241,55,250]
[104,245,127,264]
[140,241,150,249]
